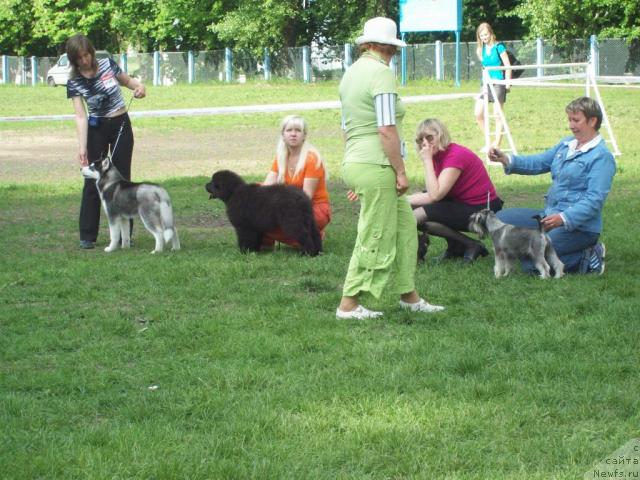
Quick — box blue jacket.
[506,136,616,233]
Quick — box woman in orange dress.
[262,115,331,248]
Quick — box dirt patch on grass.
[0,127,275,184]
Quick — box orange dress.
[263,151,332,247]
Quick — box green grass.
[0,78,471,117]
[1,82,639,479]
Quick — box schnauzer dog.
[468,209,564,279]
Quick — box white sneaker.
[399,298,445,313]
[336,305,383,320]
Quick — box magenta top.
[433,143,498,206]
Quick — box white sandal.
[336,305,383,320]
[399,298,444,313]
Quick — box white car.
[46,51,112,86]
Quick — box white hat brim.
[356,34,406,48]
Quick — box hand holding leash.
[133,84,146,99]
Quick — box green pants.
[341,162,417,299]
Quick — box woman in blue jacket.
[489,96,615,274]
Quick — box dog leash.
[108,95,136,162]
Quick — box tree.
[111,0,233,52]
[31,0,118,54]
[508,0,640,69]
[210,0,403,55]
[508,0,640,42]
[0,0,48,55]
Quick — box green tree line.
[1,0,638,56]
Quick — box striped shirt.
[67,58,126,117]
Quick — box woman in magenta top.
[409,118,503,263]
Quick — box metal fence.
[2,37,638,86]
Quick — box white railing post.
[31,56,38,85]
[590,34,599,77]
[153,51,160,86]
[435,40,443,81]
[536,38,544,78]
[188,50,194,84]
[1,55,7,84]
[302,46,311,83]
[263,48,271,80]
[225,48,232,82]
[120,53,128,74]
[344,43,352,69]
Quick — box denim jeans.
[496,208,599,274]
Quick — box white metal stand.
[481,61,621,165]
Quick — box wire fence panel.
[39,57,57,84]
[543,39,590,72]
[195,50,225,83]
[311,45,345,81]
[272,47,305,81]
[405,44,436,81]
[599,38,640,75]
[232,49,261,80]
[125,52,154,85]
[160,52,189,85]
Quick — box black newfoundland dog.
[206,170,322,256]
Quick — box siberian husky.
[82,158,180,254]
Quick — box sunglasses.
[415,134,436,145]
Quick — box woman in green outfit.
[336,17,445,320]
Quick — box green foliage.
[509,0,640,42]
[30,0,113,53]
[212,0,308,53]
[2,0,639,57]
[0,0,42,55]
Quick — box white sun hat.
[356,17,406,48]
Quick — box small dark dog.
[468,209,564,279]
[205,169,322,256]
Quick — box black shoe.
[79,240,95,249]
[417,232,430,262]
[463,243,489,263]
[436,242,466,262]
[437,248,464,261]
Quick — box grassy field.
[1,81,639,479]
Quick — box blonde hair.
[415,118,452,152]
[476,22,497,61]
[275,115,326,182]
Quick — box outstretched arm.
[116,71,146,99]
